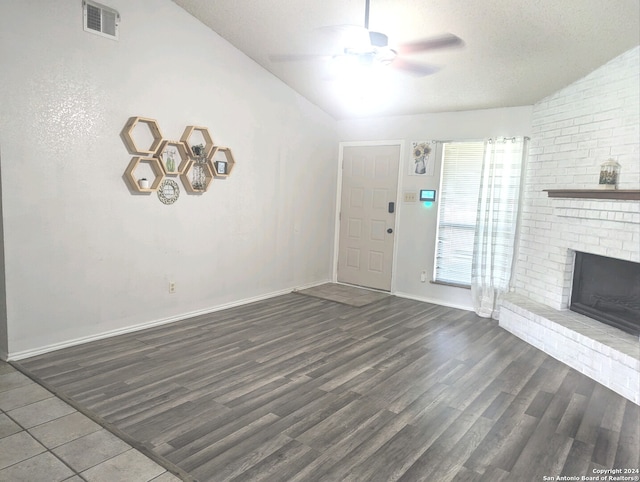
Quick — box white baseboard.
[8,280,331,362]
[393,291,474,312]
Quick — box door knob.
[387,228,393,234]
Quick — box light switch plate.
[404,191,417,203]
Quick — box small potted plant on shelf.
[192,144,206,161]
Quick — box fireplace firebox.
[571,252,640,336]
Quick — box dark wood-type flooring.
[16,293,640,481]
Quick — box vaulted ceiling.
[172,0,640,119]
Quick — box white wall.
[0,155,6,358]
[514,46,640,309]
[0,0,338,357]
[337,107,533,309]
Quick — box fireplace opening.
[571,252,640,336]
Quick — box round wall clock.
[157,179,180,204]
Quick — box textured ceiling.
[172,0,640,120]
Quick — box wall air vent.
[83,0,119,40]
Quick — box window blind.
[434,141,485,286]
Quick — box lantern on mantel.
[599,158,620,189]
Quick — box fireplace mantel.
[544,189,640,200]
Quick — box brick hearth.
[500,293,639,404]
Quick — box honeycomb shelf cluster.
[122,116,235,194]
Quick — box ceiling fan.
[269,0,464,77]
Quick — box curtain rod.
[426,137,530,144]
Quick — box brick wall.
[515,46,640,310]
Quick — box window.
[434,141,485,286]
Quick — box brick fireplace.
[570,251,639,336]
[500,46,640,405]
[501,193,639,404]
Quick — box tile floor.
[0,361,183,482]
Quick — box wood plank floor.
[16,293,640,481]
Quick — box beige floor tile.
[0,451,74,482]
[0,431,46,470]
[30,410,102,448]
[150,471,183,481]
[0,362,15,375]
[0,363,177,482]
[0,371,33,393]
[53,428,131,472]
[7,397,76,429]
[81,449,166,482]
[0,413,22,438]
[0,382,54,411]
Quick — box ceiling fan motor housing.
[369,31,388,47]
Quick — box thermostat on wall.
[420,189,437,202]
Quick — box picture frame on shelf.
[215,160,227,175]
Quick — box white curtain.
[471,137,528,319]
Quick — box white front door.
[337,144,400,291]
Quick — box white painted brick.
[590,147,613,158]
[516,45,639,311]
[557,142,580,152]
[593,110,617,122]
[554,134,574,144]
[500,296,639,404]
[600,237,624,250]
[561,126,580,135]
[579,122,609,133]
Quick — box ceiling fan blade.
[269,54,333,62]
[391,58,440,77]
[396,33,464,55]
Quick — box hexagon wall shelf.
[180,125,215,159]
[156,140,190,176]
[123,117,237,200]
[121,117,164,155]
[124,156,165,193]
[209,146,236,177]
[180,161,213,193]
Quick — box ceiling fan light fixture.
[340,28,372,54]
[269,0,464,80]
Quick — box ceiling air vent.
[83,0,119,40]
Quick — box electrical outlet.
[420,270,427,282]
[404,191,417,203]
[169,281,176,293]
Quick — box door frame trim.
[333,140,406,293]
